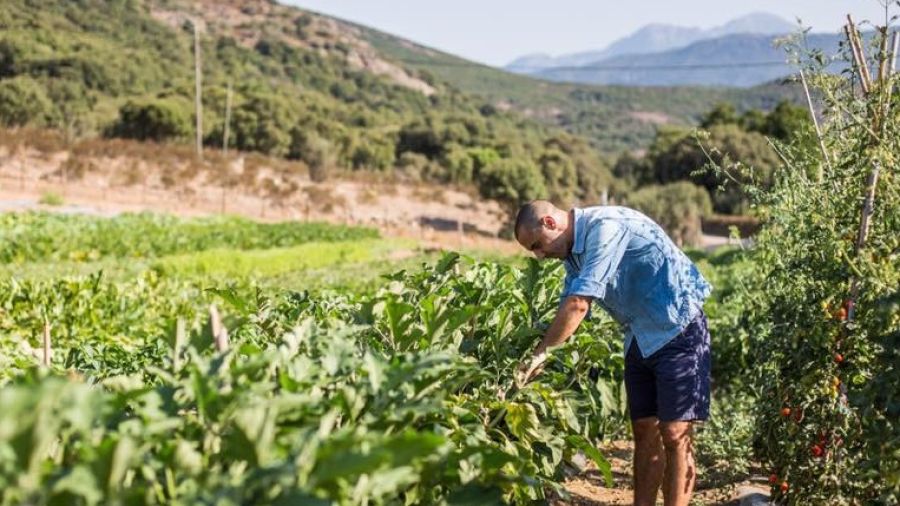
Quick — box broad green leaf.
[565,435,613,487]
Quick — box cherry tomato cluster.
[770,474,790,494]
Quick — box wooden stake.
[193,20,204,161]
[848,161,880,323]
[209,304,229,352]
[174,317,186,370]
[890,31,900,75]
[845,25,870,94]
[877,27,890,84]
[799,69,832,180]
[845,25,896,323]
[223,81,232,156]
[846,16,873,90]
[42,322,51,367]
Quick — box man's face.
[516,216,568,260]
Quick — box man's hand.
[515,352,548,387]
[513,295,590,389]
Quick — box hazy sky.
[282,1,894,66]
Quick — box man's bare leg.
[659,421,696,506]
[632,417,665,506]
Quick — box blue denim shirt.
[561,206,711,358]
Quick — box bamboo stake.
[209,304,229,352]
[799,69,832,180]
[891,31,900,74]
[877,28,889,85]
[174,317,186,370]
[844,21,895,323]
[848,164,880,323]
[193,20,204,161]
[42,322,51,367]
[846,16,873,90]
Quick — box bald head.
[514,200,573,260]
[515,200,559,239]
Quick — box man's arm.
[534,295,591,356]
[518,295,591,384]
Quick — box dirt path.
[0,177,523,256]
[0,141,732,256]
[552,441,771,506]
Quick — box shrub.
[0,77,53,127]
[290,130,334,182]
[626,182,712,247]
[38,192,63,206]
[478,158,547,211]
[107,99,191,142]
[229,93,297,157]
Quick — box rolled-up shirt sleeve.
[567,221,629,300]
[558,265,576,307]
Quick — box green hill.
[360,25,804,153]
[0,0,800,210]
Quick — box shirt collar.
[570,207,587,255]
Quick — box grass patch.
[152,238,417,280]
[38,192,63,206]
[0,235,523,293]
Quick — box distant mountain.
[0,0,803,166]
[506,12,797,73]
[707,12,797,38]
[533,32,849,87]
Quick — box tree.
[107,98,191,142]
[478,158,547,210]
[761,100,811,142]
[229,92,296,156]
[650,124,780,214]
[700,102,739,128]
[626,182,712,247]
[537,149,577,206]
[289,130,334,182]
[739,108,768,133]
[0,77,53,127]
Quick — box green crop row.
[0,212,378,264]
[0,254,628,504]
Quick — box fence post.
[193,20,204,161]
[42,321,51,367]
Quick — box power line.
[390,57,828,73]
[514,61,794,72]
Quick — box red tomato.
[834,353,844,363]
[781,481,789,493]
[836,307,848,321]
[781,407,791,417]
[769,474,778,484]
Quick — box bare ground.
[0,143,520,254]
[551,441,771,506]
[0,134,738,256]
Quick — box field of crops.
[1,23,899,505]
[1,136,897,504]
[0,211,635,504]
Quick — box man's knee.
[659,421,692,451]
[632,417,660,446]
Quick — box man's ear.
[541,216,557,229]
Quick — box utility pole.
[193,20,203,160]
[223,80,232,156]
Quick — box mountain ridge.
[506,12,797,72]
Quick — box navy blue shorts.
[624,311,711,422]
